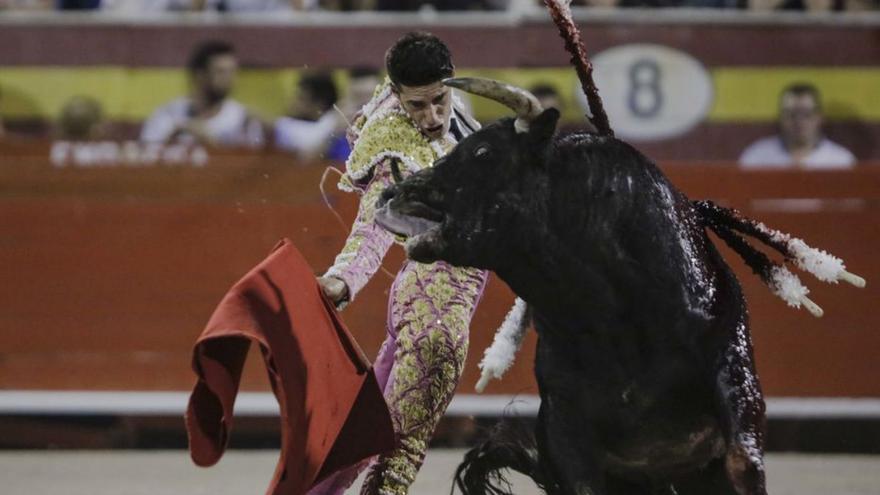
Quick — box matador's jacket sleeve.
[324,82,439,302]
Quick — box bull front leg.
[711,311,768,495]
[536,398,607,495]
[535,339,609,495]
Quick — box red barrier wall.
[0,143,878,397]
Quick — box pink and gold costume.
[309,82,488,495]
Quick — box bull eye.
[474,145,491,158]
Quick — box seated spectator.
[774,0,839,10]
[377,0,492,10]
[57,95,105,140]
[530,83,563,112]
[315,0,375,9]
[180,0,303,11]
[100,0,305,10]
[739,83,855,169]
[140,40,265,149]
[274,71,342,159]
[340,66,382,120]
[569,0,684,7]
[57,0,100,8]
[326,66,382,161]
[683,0,740,8]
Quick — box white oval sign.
[576,44,714,142]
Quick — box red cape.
[185,239,395,495]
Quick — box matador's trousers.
[308,259,487,495]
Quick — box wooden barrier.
[0,143,877,398]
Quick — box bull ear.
[526,108,560,145]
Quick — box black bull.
[374,108,837,495]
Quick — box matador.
[309,32,488,495]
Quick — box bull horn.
[443,77,543,134]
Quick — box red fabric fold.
[185,238,395,495]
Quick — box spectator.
[57,0,100,8]
[140,40,265,149]
[530,83,563,112]
[776,0,839,10]
[377,0,492,10]
[101,0,306,10]
[313,0,373,9]
[618,0,684,6]
[569,0,684,7]
[739,83,855,169]
[57,95,105,140]
[683,0,741,8]
[183,0,305,11]
[341,66,382,119]
[326,66,382,161]
[274,71,341,159]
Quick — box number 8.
[627,59,663,119]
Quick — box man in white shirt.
[739,83,855,169]
[140,40,265,149]
[273,71,342,159]
[106,0,305,12]
[341,67,382,119]
[324,67,382,161]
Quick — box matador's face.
[394,81,453,141]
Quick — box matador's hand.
[318,276,349,307]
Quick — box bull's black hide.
[376,109,767,495]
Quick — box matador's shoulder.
[339,83,437,193]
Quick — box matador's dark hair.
[385,32,454,88]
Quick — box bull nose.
[378,184,399,208]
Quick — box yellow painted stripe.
[1,67,878,123]
[710,68,880,122]
[0,68,131,120]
